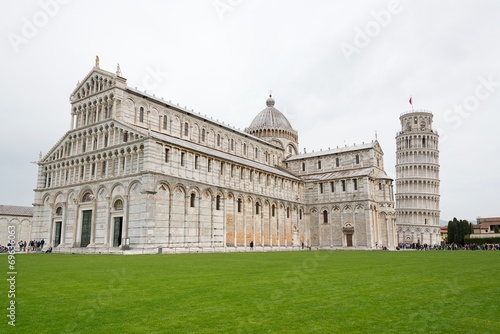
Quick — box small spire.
[116,63,122,77]
[95,55,100,68]
[266,91,275,107]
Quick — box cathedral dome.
[248,94,294,131]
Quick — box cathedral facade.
[30,63,397,253]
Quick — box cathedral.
[30,61,397,253]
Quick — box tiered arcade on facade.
[30,63,397,252]
[395,110,441,246]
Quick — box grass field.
[3,250,500,333]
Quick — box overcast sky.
[1,0,499,223]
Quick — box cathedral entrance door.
[81,210,92,247]
[113,217,123,247]
[54,222,62,247]
[346,234,353,247]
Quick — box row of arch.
[396,134,439,150]
[396,150,439,164]
[40,179,310,248]
[47,122,143,162]
[42,143,144,189]
[72,94,115,129]
[246,127,298,144]
[73,74,115,100]
[397,226,440,233]
[161,146,301,202]
[396,164,440,179]
[396,180,440,194]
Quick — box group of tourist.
[441,243,499,250]
[16,239,45,252]
[397,242,437,250]
[0,239,52,253]
[396,242,499,251]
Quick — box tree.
[447,218,471,245]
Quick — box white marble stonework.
[395,111,441,246]
[30,64,397,252]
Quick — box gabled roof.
[70,66,119,98]
[300,167,393,182]
[286,141,382,161]
[301,167,374,181]
[125,87,284,151]
[0,205,33,217]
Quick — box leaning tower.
[395,110,441,246]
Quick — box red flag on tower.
[409,96,412,105]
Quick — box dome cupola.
[245,94,298,157]
[248,94,294,131]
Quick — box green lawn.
[3,250,500,333]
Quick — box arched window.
[217,134,221,146]
[163,115,168,130]
[237,198,242,213]
[355,154,360,164]
[287,207,290,218]
[216,195,221,210]
[139,107,144,122]
[190,193,196,208]
[180,152,185,166]
[323,210,328,223]
[299,209,302,220]
[55,207,63,216]
[256,202,260,215]
[114,199,123,211]
[272,204,275,217]
[184,122,189,136]
[82,192,93,202]
[201,129,206,142]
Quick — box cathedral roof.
[0,205,33,217]
[300,167,374,181]
[286,141,382,161]
[247,95,294,131]
[124,123,300,181]
[300,167,393,182]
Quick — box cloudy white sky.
[1,0,498,223]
